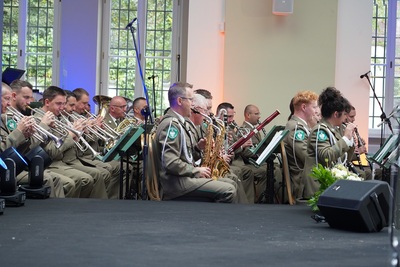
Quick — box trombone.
[7,106,64,148]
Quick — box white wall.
[335,0,373,147]
[187,0,372,138]
[187,0,225,110]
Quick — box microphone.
[360,71,371,79]
[125,18,137,30]
[147,75,158,80]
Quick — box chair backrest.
[145,133,162,201]
[280,141,295,205]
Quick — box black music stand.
[101,126,144,199]
[125,123,154,200]
[368,134,399,169]
[2,67,25,85]
[249,126,289,204]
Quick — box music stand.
[2,67,25,85]
[124,123,155,200]
[101,126,144,199]
[249,125,285,155]
[249,127,289,204]
[368,134,399,169]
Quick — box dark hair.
[64,90,77,101]
[194,89,212,100]
[288,97,294,120]
[72,88,89,101]
[319,87,347,118]
[216,102,234,115]
[9,79,33,92]
[43,86,66,102]
[133,97,146,109]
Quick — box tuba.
[93,95,111,118]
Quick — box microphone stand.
[126,18,153,200]
[361,71,393,147]
[140,107,151,200]
[147,75,157,118]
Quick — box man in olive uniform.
[1,82,67,198]
[283,91,319,199]
[240,104,284,203]
[34,86,108,198]
[194,90,255,203]
[68,89,122,199]
[155,82,236,202]
[189,93,249,203]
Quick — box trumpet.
[84,110,121,139]
[27,106,83,139]
[59,112,103,160]
[64,111,112,144]
[7,106,64,148]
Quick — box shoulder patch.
[294,129,306,141]
[7,119,17,131]
[167,125,179,140]
[317,130,328,142]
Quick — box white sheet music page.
[255,130,283,165]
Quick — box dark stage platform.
[0,199,391,266]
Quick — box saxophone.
[193,109,229,179]
[200,112,214,170]
[210,117,230,179]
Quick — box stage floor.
[0,198,391,266]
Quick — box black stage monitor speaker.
[317,180,390,232]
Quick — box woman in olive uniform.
[302,87,356,199]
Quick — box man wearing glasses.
[155,82,237,203]
[103,96,128,129]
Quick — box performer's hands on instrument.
[195,167,212,178]
[69,118,85,141]
[242,139,253,148]
[196,138,206,151]
[222,153,233,164]
[17,116,36,138]
[355,145,367,154]
[41,111,55,127]
[343,122,356,140]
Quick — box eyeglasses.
[180,97,193,101]
[193,106,206,113]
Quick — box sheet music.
[255,130,283,165]
[375,134,398,163]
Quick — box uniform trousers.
[230,165,255,204]
[174,179,237,203]
[65,161,109,199]
[80,156,122,199]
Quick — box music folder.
[249,126,289,167]
[368,134,399,168]
[101,126,145,162]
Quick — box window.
[2,0,180,117]
[101,0,177,117]
[2,0,55,92]
[369,0,400,133]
